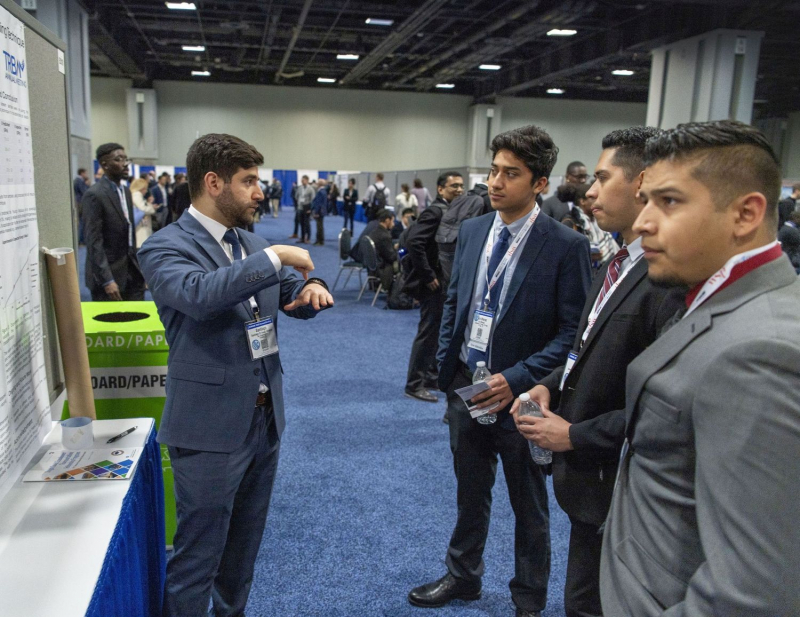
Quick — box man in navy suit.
[138,134,333,617]
[408,125,592,617]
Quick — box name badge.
[468,310,494,352]
[559,351,578,391]
[245,316,279,360]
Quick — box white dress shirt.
[459,209,537,366]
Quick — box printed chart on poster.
[0,6,50,503]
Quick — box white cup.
[61,417,94,450]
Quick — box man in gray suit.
[601,120,800,615]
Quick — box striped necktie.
[595,246,629,307]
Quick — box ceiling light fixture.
[365,18,394,26]
[182,45,205,52]
[436,83,455,89]
[547,88,565,94]
[547,29,577,36]
[166,2,196,10]
[317,77,337,83]
[612,69,635,76]
[479,64,502,71]
[337,54,360,61]
[191,70,210,76]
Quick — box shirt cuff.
[264,248,281,272]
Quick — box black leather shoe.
[404,388,438,403]
[515,608,542,617]
[408,573,481,608]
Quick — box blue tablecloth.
[86,426,166,617]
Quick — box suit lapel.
[461,215,493,308]
[625,256,798,436]
[496,214,548,325]
[578,259,648,358]
[178,214,233,272]
[103,178,126,224]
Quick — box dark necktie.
[595,246,629,307]
[223,229,242,261]
[467,226,511,371]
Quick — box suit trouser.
[315,216,325,243]
[293,208,301,235]
[299,208,312,241]
[564,517,604,617]
[90,254,146,301]
[343,208,355,234]
[164,404,280,617]
[444,368,551,612]
[405,288,445,391]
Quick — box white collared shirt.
[188,206,280,394]
[188,205,281,271]
[459,209,536,366]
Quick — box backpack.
[386,271,414,310]
[370,184,388,210]
[435,185,492,246]
[435,185,492,284]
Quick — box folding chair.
[356,236,386,306]
[332,228,364,291]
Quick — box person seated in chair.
[368,210,399,292]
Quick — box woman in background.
[130,177,157,247]
[410,178,431,212]
[395,183,419,216]
[343,178,358,235]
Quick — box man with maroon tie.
[512,127,683,617]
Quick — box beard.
[216,185,254,228]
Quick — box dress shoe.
[313,241,324,246]
[408,573,481,608]
[404,388,438,403]
[515,609,542,617]
[289,234,298,239]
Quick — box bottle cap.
[476,361,486,367]
[519,393,530,402]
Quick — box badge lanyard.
[481,205,540,310]
[684,241,780,318]
[580,251,644,346]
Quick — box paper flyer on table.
[22,447,142,482]
[454,382,500,418]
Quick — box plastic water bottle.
[518,393,552,465]
[472,361,496,425]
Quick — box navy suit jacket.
[437,211,592,430]
[138,214,317,452]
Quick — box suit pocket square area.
[640,391,681,424]
[169,361,226,385]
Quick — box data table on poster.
[0,120,34,187]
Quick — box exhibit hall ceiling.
[79,0,800,117]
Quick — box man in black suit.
[512,127,683,617]
[83,142,145,301]
[403,171,464,403]
[368,210,398,292]
[408,126,591,617]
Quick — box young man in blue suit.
[408,125,592,617]
[138,133,333,617]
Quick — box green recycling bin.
[62,301,176,545]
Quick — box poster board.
[0,0,74,502]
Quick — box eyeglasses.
[446,183,464,190]
[109,156,130,163]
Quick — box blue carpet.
[78,208,570,616]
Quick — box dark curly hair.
[490,125,559,182]
[186,133,264,201]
